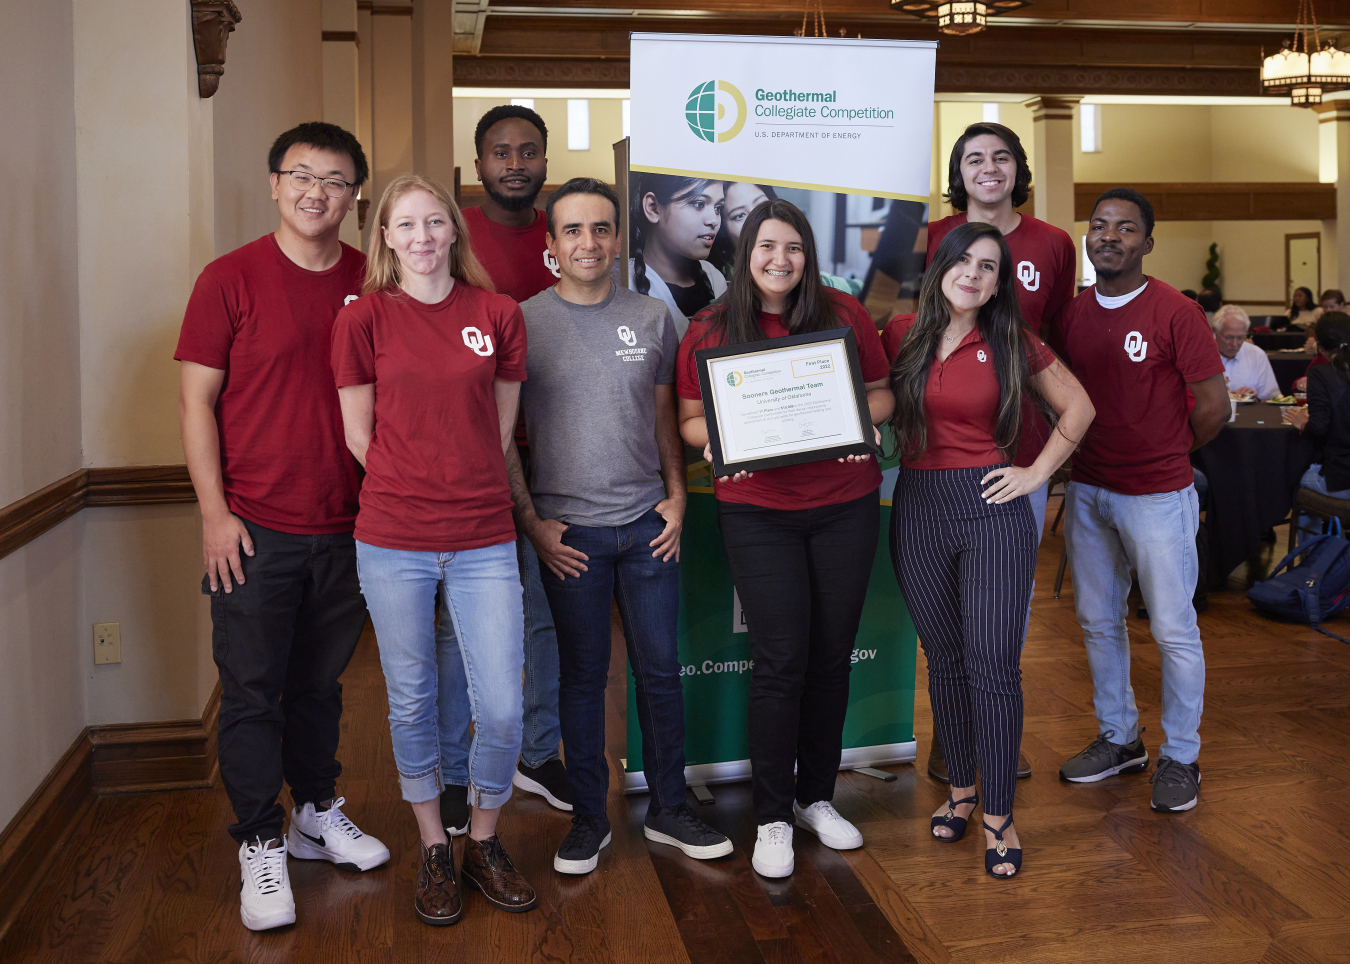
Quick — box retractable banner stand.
[621,32,935,792]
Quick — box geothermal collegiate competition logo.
[686,80,748,143]
[725,371,743,387]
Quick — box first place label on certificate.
[699,329,873,476]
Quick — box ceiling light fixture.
[1262,0,1350,107]
[891,0,1033,37]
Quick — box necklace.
[943,325,974,344]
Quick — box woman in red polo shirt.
[890,221,1093,879]
[677,200,894,880]
[331,173,536,925]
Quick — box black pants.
[206,518,368,844]
[717,491,879,826]
[890,466,1036,816]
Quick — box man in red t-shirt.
[1050,189,1228,814]
[175,123,388,932]
[921,122,1076,784]
[437,105,573,826]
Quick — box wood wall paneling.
[1074,182,1337,221]
[0,465,195,562]
[0,684,221,943]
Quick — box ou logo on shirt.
[1124,330,1148,362]
[1017,261,1041,292]
[462,326,494,357]
[617,325,638,346]
[543,249,561,279]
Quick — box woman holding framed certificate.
[676,199,894,880]
[888,221,1094,879]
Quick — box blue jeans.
[436,533,562,785]
[543,508,685,817]
[356,540,524,807]
[1063,482,1205,764]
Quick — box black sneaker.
[513,759,574,812]
[1059,729,1149,783]
[643,803,734,860]
[1150,757,1201,812]
[440,784,469,837]
[553,813,611,875]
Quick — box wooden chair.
[1288,487,1350,551]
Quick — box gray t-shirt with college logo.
[519,283,679,527]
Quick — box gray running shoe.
[1059,729,1149,783]
[1150,757,1201,812]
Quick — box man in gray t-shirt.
[505,178,731,877]
[519,283,677,526]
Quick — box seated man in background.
[1213,304,1280,400]
[1322,289,1346,314]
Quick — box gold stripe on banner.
[629,164,929,203]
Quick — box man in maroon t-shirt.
[437,105,573,829]
[175,123,388,932]
[921,122,1076,784]
[1051,189,1228,814]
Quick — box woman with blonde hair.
[331,173,536,925]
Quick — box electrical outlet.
[93,622,121,665]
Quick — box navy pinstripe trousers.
[890,465,1037,815]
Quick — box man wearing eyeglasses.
[175,122,389,932]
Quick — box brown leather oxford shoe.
[462,834,537,912]
[415,841,462,926]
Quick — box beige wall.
[371,14,414,209]
[214,0,328,256]
[0,2,82,506]
[452,97,627,192]
[0,0,328,836]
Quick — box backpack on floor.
[1247,524,1350,643]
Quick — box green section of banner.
[625,480,916,779]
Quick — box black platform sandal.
[983,815,1022,878]
[930,793,978,842]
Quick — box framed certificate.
[695,328,879,478]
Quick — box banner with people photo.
[620,32,936,791]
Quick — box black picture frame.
[694,327,878,478]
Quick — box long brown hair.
[1315,310,1350,380]
[703,199,841,345]
[362,173,494,295]
[890,220,1053,462]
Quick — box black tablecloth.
[1266,350,1316,395]
[1195,402,1316,584]
[1252,332,1307,351]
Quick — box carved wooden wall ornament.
[190,0,243,98]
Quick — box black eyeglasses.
[278,170,355,198]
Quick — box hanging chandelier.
[1262,0,1350,107]
[891,0,1033,37]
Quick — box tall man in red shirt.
[1052,189,1228,812]
[435,105,572,837]
[921,122,1076,784]
[176,123,389,932]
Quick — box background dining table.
[1194,401,1316,586]
[1265,348,1318,395]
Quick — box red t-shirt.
[174,234,365,534]
[1051,279,1225,496]
[927,214,1076,469]
[676,287,887,510]
[885,315,1055,470]
[330,283,527,552]
[462,206,559,303]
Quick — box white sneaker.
[288,797,390,872]
[793,800,864,850]
[238,836,295,931]
[751,821,794,878]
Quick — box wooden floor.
[5,509,1350,963]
